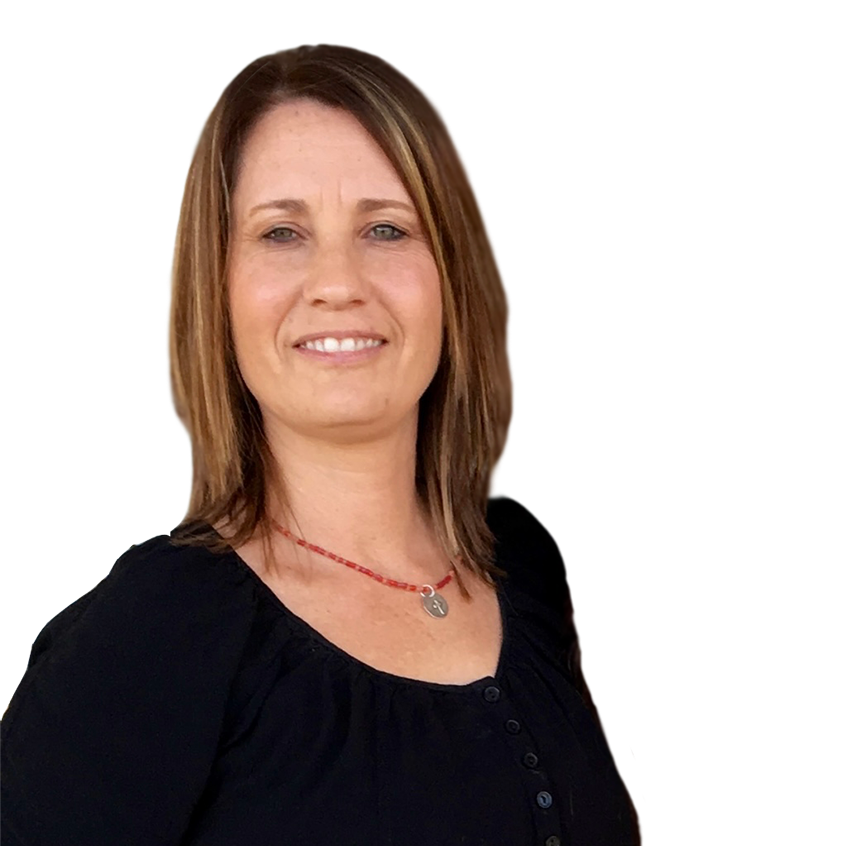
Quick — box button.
[536,791,553,809]
[483,685,501,702]
[545,837,561,846]
[505,719,521,734]
[523,751,539,768]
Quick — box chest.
[258,566,505,685]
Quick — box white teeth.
[302,337,385,352]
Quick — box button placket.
[482,685,562,846]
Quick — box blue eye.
[370,224,406,241]
[264,227,298,242]
[262,223,407,244]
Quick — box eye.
[262,223,407,244]
[369,223,407,241]
[263,226,298,243]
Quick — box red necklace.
[271,519,455,619]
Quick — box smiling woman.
[227,100,444,478]
[1,45,639,846]
[167,48,513,596]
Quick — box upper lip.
[293,329,388,347]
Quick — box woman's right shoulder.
[1,533,266,845]
[23,533,258,675]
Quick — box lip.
[292,329,388,347]
[294,339,388,364]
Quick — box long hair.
[169,45,511,595]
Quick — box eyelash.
[262,223,408,244]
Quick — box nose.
[302,240,367,309]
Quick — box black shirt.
[1,497,638,845]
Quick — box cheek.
[373,252,443,340]
[227,257,294,381]
[396,292,442,363]
[229,251,299,330]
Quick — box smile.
[294,338,388,364]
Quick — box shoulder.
[486,496,562,550]
[1,533,264,844]
[24,532,259,676]
[486,495,568,599]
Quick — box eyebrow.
[247,198,416,217]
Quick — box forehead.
[234,99,410,206]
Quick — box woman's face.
[228,99,443,446]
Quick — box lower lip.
[294,341,388,364]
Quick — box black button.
[523,751,539,768]
[505,719,521,734]
[536,791,553,809]
[545,837,561,846]
[483,685,501,702]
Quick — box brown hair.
[169,44,511,595]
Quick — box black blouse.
[1,497,638,845]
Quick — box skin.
[228,98,448,583]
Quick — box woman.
[1,45,639,845]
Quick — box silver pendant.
[421,585,449,618]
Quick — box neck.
[272,490,434,575]
[262,412,444,581]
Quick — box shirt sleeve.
[1,535,257,846]
[488,497,602,725]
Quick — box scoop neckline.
[216,538,513,694]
